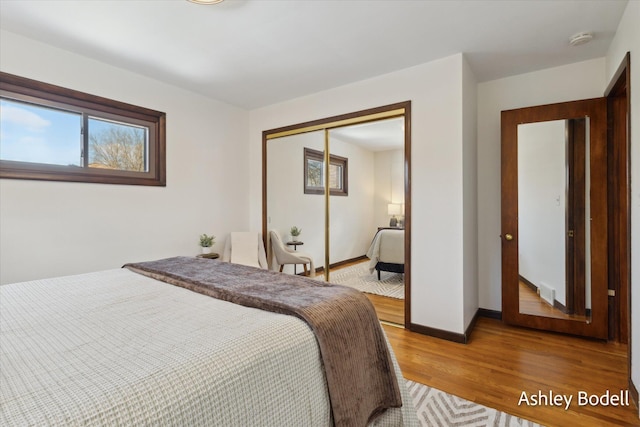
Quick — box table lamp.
[388,203,401,227]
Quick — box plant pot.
[291,235,300,242]
[201,247,213,254]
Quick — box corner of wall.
[462,55,479,329]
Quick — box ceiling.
[331,118,404,152]
[0,0,628,110]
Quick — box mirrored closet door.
[262,102,411,326]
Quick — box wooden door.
[501,98,608,339]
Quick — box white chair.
[269,230,315,277]
[222,232,268,269]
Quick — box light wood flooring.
[381,317,638,426]
[519,281,590,322]
[328,259,405,325]
[365,293,404,325]
[330,259,638,425]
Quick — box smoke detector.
[569,32,594,47]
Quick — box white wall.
[266,132,376,273]
[0,30,250,285]
[250,54,472,334]
[373,149,404,228]
[462,56,479,330]
[605,0,640,410]
[329,136,376,264]
[477,58,606,312]
[517,121,567,305]
[266,132,325,273]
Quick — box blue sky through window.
[0,98,82,166]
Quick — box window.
[304,147,348,196]
[0,72,166,186]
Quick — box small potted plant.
[199,233,216,254]
[290,226,301,242]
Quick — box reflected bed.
[367,229,405,280]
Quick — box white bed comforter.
[366,229,405,274]
[0,268,417,426]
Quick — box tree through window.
[88,118,147,172]
[0,72,165,186]
[303,147,348,196]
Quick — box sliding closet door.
[262,101,412,326]
[327,133,375,271]
[266,131,325,274]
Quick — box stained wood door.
[501,98,608,339]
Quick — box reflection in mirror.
[517,118,591,323]
[267,131,325,275]
[265,117,406,325]
[327,119,405,325]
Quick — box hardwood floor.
[331,257,637,424]
[365,293,404,325]
[328,259,405,325]
[382,317,638,426]
[519,281,589,322]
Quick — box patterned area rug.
[407,380,541,427]
[324,262,404,299]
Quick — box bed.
[366,229,405,280]
[0,257,418,426]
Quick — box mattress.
[0,268,418,426]
[367,229,405,274]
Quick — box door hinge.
[608,289,616,297]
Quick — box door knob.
[505,233,513,241]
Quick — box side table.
[286,241,303,274]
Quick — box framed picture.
[303,147,348,196]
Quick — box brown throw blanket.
[123,257,401,427]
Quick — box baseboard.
[520,276,592,317]
[478,308,502,320]
[331,255,368,269]
[409,323,466,344]
[464,309,481,343]
[314,255,368,274]
[630,377,639,411]
[409,308,503,344]
[519,275,537,292]
[554,299,568,313]
[553,300,591,318]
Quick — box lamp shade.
[387,203,401,216]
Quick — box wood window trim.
[0,72,166,186]
[303,147,348,196]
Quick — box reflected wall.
[266,131,325,274]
